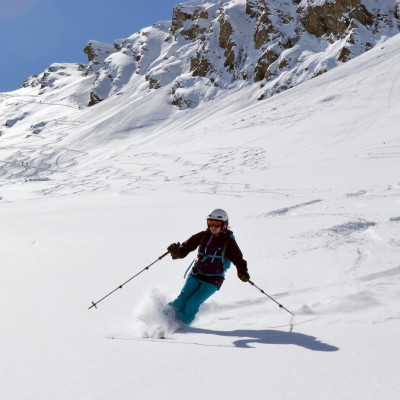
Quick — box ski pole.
[88,251,170,310]
[248,280,293,315]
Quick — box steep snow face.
[8,0,400,111]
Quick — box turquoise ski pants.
[169,276,218,325]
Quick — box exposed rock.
[171,4,210,40]
[83,41,117,76]
[171,5,193,36]
[171,80,194,108]
[83,43,96,63]
[35,64,85,93]
[145,74,161,89]
[254,48,280,81]
[184,8,209,40]
[299,0,374,38]
[190,52,213,77]
[88,92,102,107]
[219,12,236,70]
[171,95,193,109]
[246,0,278,49]
[337,46,353,62]
[84,41,116,63]
[22,74,41,88]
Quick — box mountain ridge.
[17,0,400,110]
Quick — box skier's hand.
[167,242,181,259]
[237,270,250,282]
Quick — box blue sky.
[0,0,181,92]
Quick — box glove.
[167,242,181,259]
[237,270,250,282]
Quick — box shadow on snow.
[181,327,339,351]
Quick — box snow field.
[1,28,400,400]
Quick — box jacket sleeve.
[178,231,205,259]
[226,238,248,273]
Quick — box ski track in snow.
[0,142,272,197]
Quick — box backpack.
[184,232,234,278]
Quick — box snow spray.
[132,287,183,338]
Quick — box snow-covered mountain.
[1,0,399,185]
[14,0,400,110]
[1,1,400,400]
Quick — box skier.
[167,208,250,325]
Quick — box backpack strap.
[221,234,234,265]
[183,258,196,279]
[197,230,210,259]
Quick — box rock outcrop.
[21,0,400,109]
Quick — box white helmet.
[207,208,229,222]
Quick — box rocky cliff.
[22,0,400,109]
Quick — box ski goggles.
[207,219,223,228]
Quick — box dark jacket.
[178,229,248,289]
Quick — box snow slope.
[1,29,400,400]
